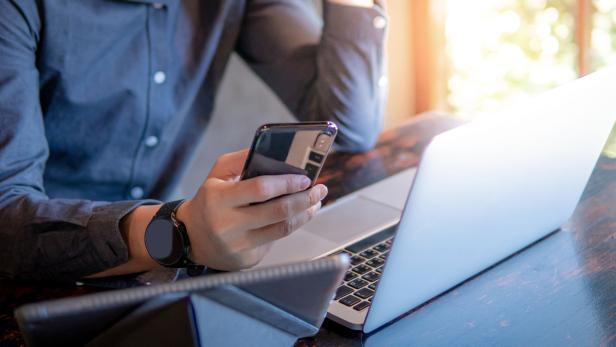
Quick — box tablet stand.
[87,286,318,347]
[16,256,348,347]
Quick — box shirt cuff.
[323,0,388,42]
[86,199,160,273]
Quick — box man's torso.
[37,0,244,201]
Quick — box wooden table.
[1,113,614,346]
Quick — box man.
[0,0,386,281]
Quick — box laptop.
[256,67,616,333]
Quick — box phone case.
[241,122,338,184]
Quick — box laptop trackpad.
[304,196,401,243]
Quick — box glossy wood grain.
[1,113,614,347]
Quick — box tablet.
[16,255,348,347]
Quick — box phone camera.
[314,134,331,151]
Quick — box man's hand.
[90,149,326,278]
[176,149,327,271]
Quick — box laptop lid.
[364,67,616,333]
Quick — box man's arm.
[93,151,327,277]
[0,1,327,280]
[236,0,388,152]
[0,1,162,281]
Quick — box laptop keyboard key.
[352,264,371,275]
[335,286,353,300]
[375,267,383,274]
[368,283,377,290]
[374,243,390,252]
[350,256,365,266]
[359,249,379,259]
[355,288,375,299]
[353,301,371,311]
[365,258,385,268]
[362,272,380,282]
[339,295,361,306]
[344,272,357,281]
[348,278,369,289]
[344,226,397,253]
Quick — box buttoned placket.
[127,2,169,199]
[372,14,388,91]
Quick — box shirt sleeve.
[0,1,157,281]
[236,0,388,152]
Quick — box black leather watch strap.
[146,200,204,276]
[154,199,184,219]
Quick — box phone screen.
[241,124,337,183]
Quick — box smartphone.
[240,122,338,185]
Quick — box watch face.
[145,218,184,266]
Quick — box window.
[592,0,616,70]
[445,0,577,117]
[435,0,616,156]
[386,1,615,155]
[441,0,616,118]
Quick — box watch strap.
[154,199,184,219]
[149,200,204,276]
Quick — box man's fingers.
[247,202,321,249]
[226,174,313,206]
[237,184,327,229]
[208,149,250,180]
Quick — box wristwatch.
[144,200,204,275]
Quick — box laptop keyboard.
[332,224,397,312]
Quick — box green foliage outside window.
[592,0,616,70]
[444,0,616,156]
[445,0,577,118]
[593,1,616,157]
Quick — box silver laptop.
[256,67,616,333]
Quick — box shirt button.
[144,135,159,147]
[152,3,165,9]
[373,16,387,30]
[378,75,388,88]
[130,186,144,199]
[153,71,166,84]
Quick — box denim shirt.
[0,0,386,280]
